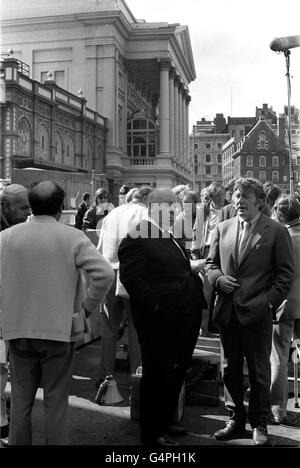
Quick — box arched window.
[64,135,75,166]
[96,144,105,172]
[127,118,158,158]
[257,131,268,150]
[85,141,93,170]
[54,132,63,164]
[17,117,31,156]
[38,124,50,160]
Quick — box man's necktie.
[237,221,250,263]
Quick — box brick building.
[225,118,290,192]
[0,55,107,208]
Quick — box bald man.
[0,183,31,229]
[118,188,207,446]
[0,181,114,445]
[0,183,31,446]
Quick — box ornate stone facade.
[1,0,196,193]
[0,56,107,208]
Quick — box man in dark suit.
[205,178,295,446]
[219,202,237,222]
[75,192,91,230]
[118,188,207,446]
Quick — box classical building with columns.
[1,0,195,199]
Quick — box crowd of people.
[0,176,299,446]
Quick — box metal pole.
[91,169,95,200]
[284,50,294,196]
[192,125,196,191]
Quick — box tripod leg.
[293,339,299,408]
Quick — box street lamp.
[90,170,107,199]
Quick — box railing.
[1,54,30,77]
[129,158,157,166]
[17,60,30,77]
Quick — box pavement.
[1,334,300,452]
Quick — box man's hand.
[217,275,240,294]
[190,258,206,273]
[82,306,92,318]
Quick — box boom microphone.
[270,35,300,52]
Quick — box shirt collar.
[286,218,300,228]
[238,211,261,229]
[31,215,58,223]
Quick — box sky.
[126,0,300,129]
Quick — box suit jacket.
[205,213,295,326]
[75,201,89,230]
[276,219,300,321]
[0,215,114,342]
[118,220,207,322]
[219,203,237,222]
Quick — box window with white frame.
[272,156,279,166]
[205,154,211,162]
[127,118,158,157]
[246,155,253,167]
[205,166,211,174]
[259,170,266,182]
[246,170,253,178]
[272,171,279,181]
[257,131,269,149]
[259,155,266,167]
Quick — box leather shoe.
[156,434,179,446]
[214,420,246,440]
[1,437,9,447]
[167,424,187,436]
[0,425,9,439]
[252,426,269,446]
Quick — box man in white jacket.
[96,187,152,387]
[0,180,114,445]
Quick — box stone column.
[159,60,170,155]
[173,77,179,159]
[182,90,187,164]
[186,94,191,167]
[178,82,183,162]
[169,69,175,158]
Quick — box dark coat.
[118,220,207,323]
[205,213,295,326]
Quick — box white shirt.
[97,202,148,269]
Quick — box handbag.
[115,269,129,299]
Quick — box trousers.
[8,338,75,445]
[99,273,141,379]
[270,319,300,418]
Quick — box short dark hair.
[265,184,281,208]
[179,189,199,205]
[274,195,300,223]
[82,192,91,201]
[233,177,266,209]
[29,181,65,216]
[225,178,236,191]
[133,186,153,204]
